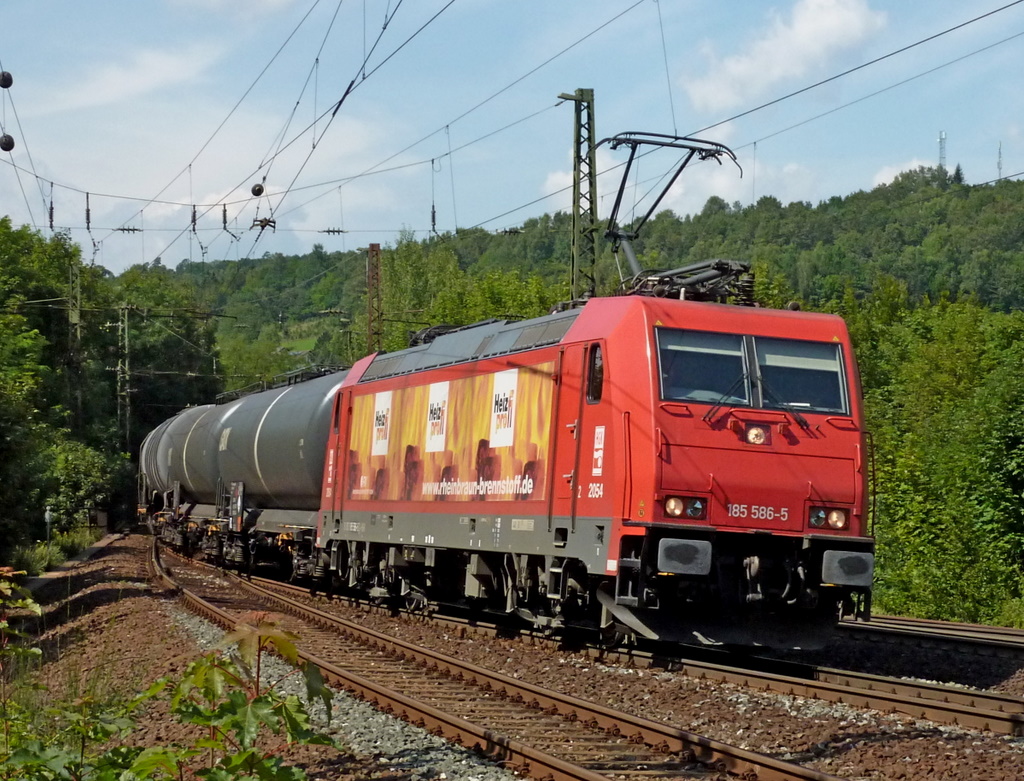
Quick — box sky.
[1,0,1023,275]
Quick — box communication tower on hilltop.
[939,130,947,171]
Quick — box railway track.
[626,653,1024,736]
[152,544,843,781]
[841,614,1024,655]
[242,569,1024,737]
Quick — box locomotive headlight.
[809,508,827,528]
[826,509,848,529]
[745,425,768,445]
[684,498,707,520]
[664,496,685,517]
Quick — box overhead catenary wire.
[0,58,41,227]
[153,0,455,266]
[267,1,651,227]
[583,20,1024,219]
[4,1,1024,264]
[473,4,1024,231]
[275,102,563,222]
[0,100,562,216]
[257,0,346,190]
[445,126,458,231]
[325,0,646,200]
[737,27,1024,152]
[102,0,329,246]
[237,0,650,237]
[0,0,652,252]
[654,0,678,135]
[266,0,452,222]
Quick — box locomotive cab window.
[754,337,847,414]
[657,329,749,404]
[586,343,604,403]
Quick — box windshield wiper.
[701,374,748,424]
[758,376,811,432]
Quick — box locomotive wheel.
[599,605,632,648]
[404,585,429,612]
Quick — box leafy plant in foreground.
[0,582,337,780]
[168,610,335,780]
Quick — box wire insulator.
[736,274,756,307]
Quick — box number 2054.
[727,504,789,521]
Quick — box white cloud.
[542,168,573,215]
[37,44,224,115]
[872,158,931,187]
[659,158,749,215]
[543,147,621,221]
[685,0,886,115]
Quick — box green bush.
[5,526,102,577]
[51,526,102,559]
[8,544,56,578]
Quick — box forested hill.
[5,163,1024,623]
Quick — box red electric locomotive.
[314,292,872,648]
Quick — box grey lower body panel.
[322,510,612,572]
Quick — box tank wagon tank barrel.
[142,371,345,509]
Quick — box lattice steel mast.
[559,89,598,301]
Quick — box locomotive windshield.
[754,337,847,413]
[657,328,848,414]
[656,330,750,404]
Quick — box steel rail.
[614,655,1024,736]
[152,544,840,781]
[148,544,614,781]
[841,616,1024,652]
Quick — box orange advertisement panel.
[347,362,554,503]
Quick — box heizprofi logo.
[489,369,518,448]
[371,391,392,456]
[425,381,449,453]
